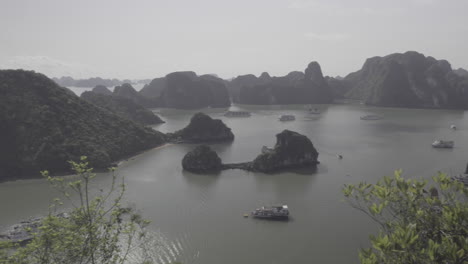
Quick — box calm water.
[1,104,467,264]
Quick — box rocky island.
[0,70,166,181]
[113,83,158,108]
[249,130,319,172]
[182,130,319,173]
[182,145,222,173]
[168,112,234,143]
[334,51,468,109]
[227,62,333,105]
[139,72,230,109]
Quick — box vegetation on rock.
[341,51,468,109]
[0,70,166,180]
[81,91,164,125]
[139,72,230,109]
[251,130,319,172]
[169,112,234,143]
[182,145,222,173]
[229,62,333,105]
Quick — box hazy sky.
[1,0,467,79]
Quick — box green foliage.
[343,170,468,264]
[0,157,151,264]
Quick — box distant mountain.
[92,85,112,95]
[53,76,124,88]
[81,91,165,125]
[341,51,468,109]
[114,83,158,108]
[0,70,166,180]
[139,71,230,109]
[228,62,333,105]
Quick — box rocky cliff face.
[169,112,234,143]
[114,83,158,108]
[81,91,165,125]
[342,51,468,109]
[139,72,230,109]
[92,85,112,95]
[0,70,166,180]
[182,145,222,173]
[251,130,319,172]
[228,62,333,105]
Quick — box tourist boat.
[431,140,454,148]
[224,111,251,117]
[279,115,295,121]
[360,115,382,120]
[251,205,289,220]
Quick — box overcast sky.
[1,0,467,79]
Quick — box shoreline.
[0,143,174,184]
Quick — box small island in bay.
[182,145,223,173]
[182,130,319,174]
[168,112,234,143]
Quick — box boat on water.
[224,111,251,117]
[450,125,457,130]
[309,108,320,114]
[251,205,289,220]
[360,115,382,120]
[279,115,295,121]
[432,140,454,148]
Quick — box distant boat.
[279,115,295,121]
[251,205,289,220]
[224,111,251,117]
[309,108,320,114]
[450,125,457,130]
[360,115,382,120]
[432,140,454,148]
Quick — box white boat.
[360,115,382,120]
[224,111,251,117]
[279,115,295,121]
[432,140,454,148]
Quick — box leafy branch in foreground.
[1,156,151,264]
[343,170,468,264]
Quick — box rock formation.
[228,62,333,105]
[113,83,157,108]
[250,130,319,172]
[81,91,165,125]
[139,72,230,109]
[92,85,112,95]
[181,130,319,174]
[0,70,166,181]
[340,51,468,109]
[168,112,234,143]
[182,145,222,173]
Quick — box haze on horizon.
[1,0,467,80]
